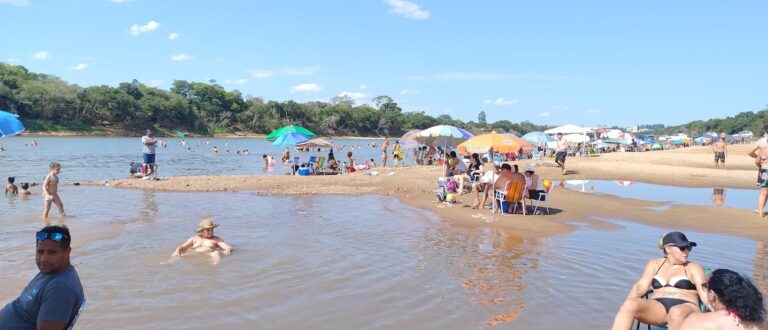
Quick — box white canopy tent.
[544,124,595,135]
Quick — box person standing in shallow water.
[0,225,85,330]
[381,138,389,167]
[42,162,65,219]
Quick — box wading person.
[713,132,728,169]
[141,129,157,177]
[611,231,709,330]
[42,162,65,219]
[171,218,232,265]
[0,225,85,330]
[680,268,765,330]
[381,138,389,167]
[748,126,768,217]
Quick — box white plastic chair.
[528,180,553,214]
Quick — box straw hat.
[195,218,219,232]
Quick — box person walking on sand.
[748,126,768,217]
[43,162,65,219]
[713,132,728,169]
[141,129,158,177]
[0,225,85,330]
[381,138,389,167]
[555,133,569,175]
[172,218,232,265]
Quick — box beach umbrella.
[272,132,311,146]
[399,129,421,148]
[0,110,25,138]
[563,134,590,143]
[266,125,316,141]
[414,125,474,147]
[296,138,334,148]
[457,133,529,154]
[602,138,626,145]
[652,143,664,150]
[521,131,553,144]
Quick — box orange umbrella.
[457,133,530,154]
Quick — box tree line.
[0,62,549,137]
[655,108,768,137]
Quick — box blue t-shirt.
[0,266,85,330]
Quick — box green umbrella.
[266,125,316,141]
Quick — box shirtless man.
[748,127,768,217]
[712,132,728,169]
[555,133,569,175]
[171,218,232,264]
[381,138,389,167]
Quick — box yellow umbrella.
[457,133,529,154]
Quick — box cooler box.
[298,168,310,176]
[499,201,511,213]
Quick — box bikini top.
[652,259,696,290]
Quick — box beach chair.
[527,179,553,214]
[307,155,318,174]
[316,156,325,172]
[494,180,526,215]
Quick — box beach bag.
[445,178,457,193]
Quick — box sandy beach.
[93,144,767,242]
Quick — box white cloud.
[339,91,367,100]
[69,63,88,71]
[586,108,602,113]
[0,0,30,6]
[223,79,248,85]
[359,84,368,90]
[147,80,162,88]
[290,83,322,93]
[130,20,160,36]
[539,112,551,117]
[385,0,430,20]
[168,32,179,40]
[108,0,131,3]
[32,51,52,60]
[170,53,190,61]
[484,98,518,106]
[400,89,421,95]
[248,66,319,79]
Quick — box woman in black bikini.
[612,231,709,330]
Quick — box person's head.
[347,151,353,158]
[720,132,726,139]
[49,162,61,174]
[7,176,14,184]
[706,269,765,324]
[658,231,697,263]
[500,163,512,173]
[262,154,267,159]
[471,153,480,163]
[395,140,399,145]
[145,129,152,136]
[524,165,535,177]
[35,225,72,274]
[556,133,563,140]
[195,218,219,238]
[449,151,457,158]
[21,182,29,190]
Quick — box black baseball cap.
[662,231,697,248]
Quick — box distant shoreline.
[18,130,386,140]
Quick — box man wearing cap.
[0,225,85,330]
[523,165,546,203]
[171,218,232,264]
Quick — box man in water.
[0,225,85,330]
[712,132,728,169]
[141,129,158,177]
[381,138,389,167]
[554,133,569,175]
[171,218,232,264]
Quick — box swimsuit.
[651,259,697,313]
[714,152,725,163]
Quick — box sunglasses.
[665,244,693,252]
[36,231,68,242]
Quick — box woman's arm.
[689,263,710,310]
[624,259,658,301]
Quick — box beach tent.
[0,110,25,138]
[266,125,316,141]
[562,134,590,143]
[544,124,594,135]
[297,138,334,148]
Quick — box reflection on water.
[2,188,767,329]
[561,180,755,210]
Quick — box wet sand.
[91,144,767,241]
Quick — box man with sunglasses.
[0,226,85,330]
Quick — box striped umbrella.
[414,125,474,147]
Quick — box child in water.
[19,182,31,196]
[43,162,65,218]
[5,176,18,195]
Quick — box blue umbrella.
[272,132,311,146]
[521,131,553,144]
[0,110,25,137]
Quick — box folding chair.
[528,179,552,214]
[316,156,325,172]
[633,268,711,330]
[307,156,318,174]
[494,180,526,215]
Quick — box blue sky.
[1,0,766,127]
